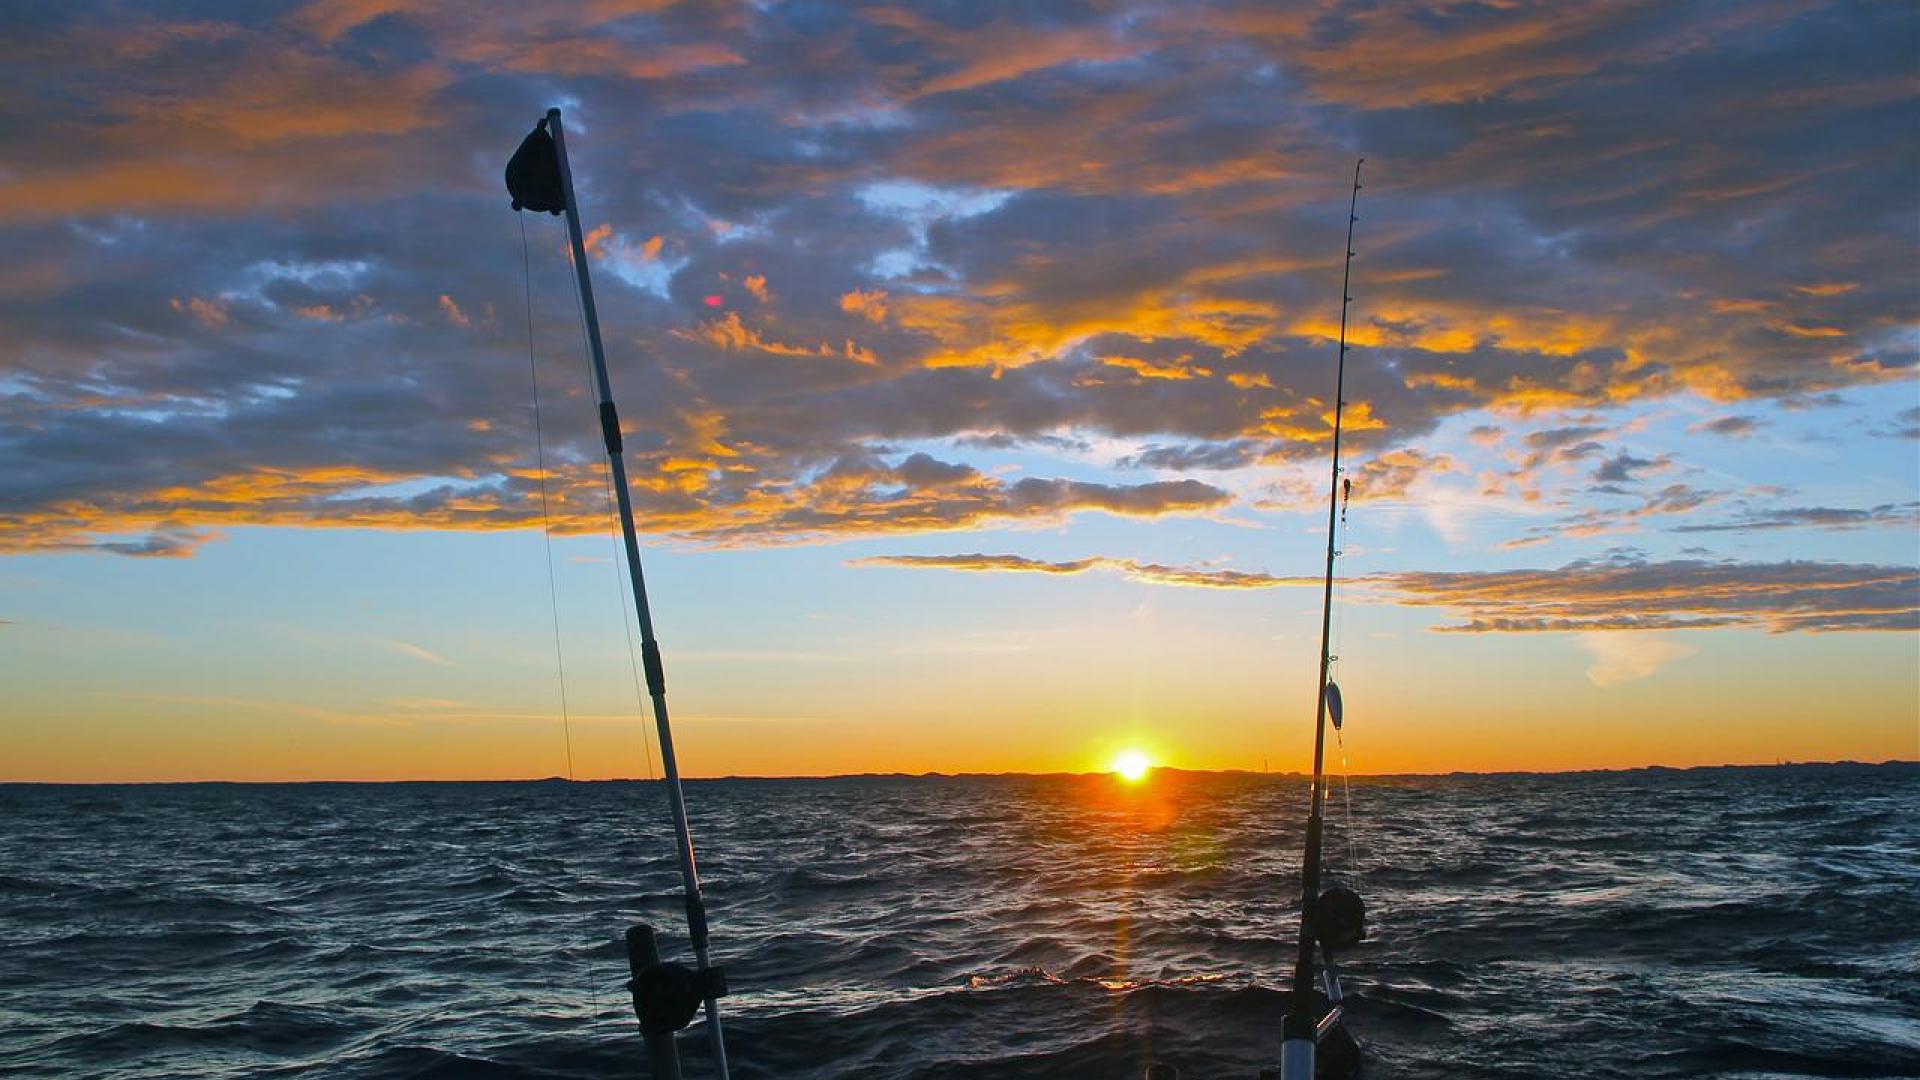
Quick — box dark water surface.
[2,765,1917,1079]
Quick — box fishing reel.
[1313,886,1366,952]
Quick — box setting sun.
[1112,750,1152,783]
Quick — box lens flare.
[1112,750,1151,783]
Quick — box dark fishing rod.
[1278,158,1366,1080]
[506,109,731,1080]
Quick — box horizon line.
[4,758,1914,786]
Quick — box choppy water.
[2,765,1917,1079]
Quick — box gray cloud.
[1592,451,1669,487]
[848,552,1317,589]
[1672,502,1920,534]
[1382,556,1920,633]
[1693,415,1763,437]
[1525,426,1608,450]
[855,549,1920,633]
[1877,406,1920,441]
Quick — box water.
[2,764,1916,1079]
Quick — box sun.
[1111,750,1152,783]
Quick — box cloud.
[1524,425,1608,451]
[1877,406,1920,441]
[641,452,1233,546]
[1005,477,1231,517]
[868,9,1143,98]
[1672,502,1920,534]
[855,553,1099,576]
[1591,451,1669,487]
[0,16,456,218]
[1499,481,1726,549]
[91,526,219,558]
[1691,415,1762,437]
[11,524,220,559]
[1349,447,1462,502]
[169,296,230,330]
[436,294,470,328]
[0,0,1914,558]
[374,638,455,667]
[1771,321,1848,339]
[848,552,1317,590]
[1099,354,1214,381]
[839,289,889,324]
[1380,556,1920,634]
[853,551,1920,636]
[1578,631,1698,686]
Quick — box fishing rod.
[1277,159,1368,1080]
[506,109,731,1080]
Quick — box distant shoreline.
[4,759,1915,786]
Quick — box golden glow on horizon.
[1112,749,1152,783]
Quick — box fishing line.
[554,219,668,1038]
[1332,475,1359,877]
[522,214,577,782]
[523,198,610,1036]
[604,465,659,782]
[557,219,659,783]
[1333,730,1357,873]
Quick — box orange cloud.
[904,290,1278,371]
[583,223,615,258]
[1098,354,1213,380]
[482,38,744,80]
[839,289,889,324]
[437,295,470,328]
[170,296,230,330]
[1350,448,1462,501]
[674,312,877,364]
[1770,322,1848,338]
[292,294,374,322]
[849,552,1316,589]
[0,27,452,219]
[863,9,1142,98]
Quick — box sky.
[1,0,1916,782]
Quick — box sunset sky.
[2,0,1915,781]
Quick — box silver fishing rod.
[507,108,731,1080]
[1279,158,1364,1080]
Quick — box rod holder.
[627,925,684,1080]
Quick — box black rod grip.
[599,401,623,454]
[641,639,666,697]
[685,896,709,952]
